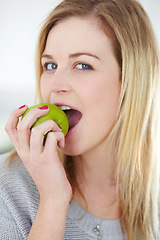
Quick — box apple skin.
[22,103,69,136]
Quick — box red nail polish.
[38,105,49,110]
[58,125,62,130]
[19,105,26,109]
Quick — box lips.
[56,104,82,131]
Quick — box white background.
[0,0,160,153]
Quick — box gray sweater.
[0,153,129,239]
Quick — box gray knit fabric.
[0,152,146,239]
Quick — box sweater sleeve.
[0,152,39,240]
[0,195,23,240]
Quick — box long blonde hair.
[24,0,160,239]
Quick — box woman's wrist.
[39,193,71,211]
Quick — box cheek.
[84,77,120,108]
[87,79,120,124]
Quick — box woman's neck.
[72,144,121,219]
[74,181,121,220]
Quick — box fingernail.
[19,105,26,109]
[38,105,49,110]
[58,125,62,130]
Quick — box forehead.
[44,16,114,57]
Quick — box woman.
[0,0,160,239]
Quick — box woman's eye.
[76,63,93,70]
[44,63,57,71]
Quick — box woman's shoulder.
[0,151,39,219]
[0,151,38,196]
[0,152,39,238]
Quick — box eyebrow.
[41,54,53,59]
[41,52,101,60]
[69,52,100,60]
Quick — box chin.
[62,144,83,157]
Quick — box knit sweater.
[0,152,150,239]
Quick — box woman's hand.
[5,105,72,204]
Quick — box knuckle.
[17,123,23,131]
[5,124,9,132]
[31,126,39,135]
[46,131,57,141]
[45,119,55,127]
[17,123,29,133]
[5,122,15,133]
[58,131,64,138]
[47,131,55,138]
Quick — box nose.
[51,68,71,94]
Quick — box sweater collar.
[67,199,124,239]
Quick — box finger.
[30,120,63,154]
[17,107,49,153]
[20,106,49,129]
[44,131,65,154]
[5,105,28,149]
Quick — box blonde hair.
[31,0,160,239]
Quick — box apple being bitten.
[22,103,69,136]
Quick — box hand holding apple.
[5,103,72,208]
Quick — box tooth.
[59,106,71,110]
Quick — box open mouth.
[58,106,82,131]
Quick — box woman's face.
[40,16,121,156]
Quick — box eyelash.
[75,63,93,71]
[42,62,94,71]
[43,62,57,71]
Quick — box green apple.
[22,103,69,136]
